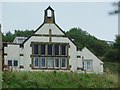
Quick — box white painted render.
[35,24,64,35]
[81,47,103,73]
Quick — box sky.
[0,0,119,41]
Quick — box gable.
[82,47,103,64]
[35,23,65,35]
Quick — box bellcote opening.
[44,6,55,23]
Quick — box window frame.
[14,60,18,67]
[8,60,12,66]
[54,57,60,68]
[40,57,46,68]
[82,60,93,71]
[33,57,39,68]
[61,58,67,68]
[31,42,69,69]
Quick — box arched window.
[47,10,52,17]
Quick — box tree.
[109,2,120,15]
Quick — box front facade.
[3,6,103,73]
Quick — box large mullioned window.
[32,43,69,69]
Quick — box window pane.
[83,61,92,71]
[48,57,53,68]
[41,45,46,55]
[61,45,66,55]
[48,45,52,55]
[55,58,60,68]
[34,57,39,68]
[61,58,67,68]
[34,45,39,54]
[47,10,52,17]
[14,60,18,66]
[54,45,59,55]
[8,60,12,66]
[40,57,46,68]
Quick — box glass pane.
[55,58,60,68]
[61,58,66,67]
[48,57,53,68]
[41,45,46,55]
[14,60,18,66]
[87,62,91,70]
[34,57,39,67]
[54,45,59,55]
[61,45,66,55]
[47,10,52,17]
[48,45,52,55]
[40,57,46,68]
[8,60,12,66]
[34,45,39,54]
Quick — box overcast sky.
[0,1,118,41]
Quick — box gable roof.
[22,22,78,49]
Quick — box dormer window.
[47,10,52,17]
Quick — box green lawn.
[2,71,118,88]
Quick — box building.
[3,6,103,73]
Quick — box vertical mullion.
[60,44,61,69]
[32,44,34,69]
[46,44,48,69]
[67,44,69,69]
[52,44,54,69]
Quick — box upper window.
[48,45,52,55]
[34,45,39,54]
[61,45,66,55]
[54,45,59,55]
[41,45,46,55]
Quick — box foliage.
[2,30,34,42]
[104,35,120,62]
[66,27,110,57]
[2,71,118,88]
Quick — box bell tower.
[44,6,55,23]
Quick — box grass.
[2,61,119,88]
[2,71,118,88]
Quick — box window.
[41,45,46,55]
[54,58,60,68]
[8,60,18,66]
[54,45,59,55]
[47,10,52,17]
[14,60,18,66]
[40,57,46,68]
[61,45,66,55]
[61,58,67,68]
[34,57,39,68]
[34,45,39,54]
[82,60,92,71]
[32,43,68,69]
[48,45,52,55]
[8,60,12,66]
[48,57,53,68]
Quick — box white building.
[3,6,103,73]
